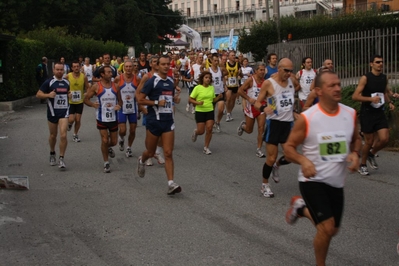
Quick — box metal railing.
[267,27,399,88]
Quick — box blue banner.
[213,36,238,50]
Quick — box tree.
[0,0,183,50]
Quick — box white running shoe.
[191,129,197,142]
[203,147,212,155]
[286,196,306,225]
[186,103,190,112]
[237,120,245,136]
[125,147,133,158]
[108,147,115,158]
[58,157,66,170]
[271,163,280,183]
[215,122,221,133]
[73,134,81,142]
[154,152,165,164]
[137,156,146,177]
[104,162,111,173]
[261,183,274,198]
[145,158,154,166]
[255,148,265,158]
[50,153,56,166]
[191,106,195,114]
[118,139,124,151]
[167,182,182,195]
[226,113,233,122]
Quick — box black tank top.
[361,72,387,112]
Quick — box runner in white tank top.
[82,57,94,85]
[206,54,227,133]
[237,62,266,158]
[254,58,301,198]
[284,71,361,266]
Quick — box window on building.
[236,1,240,11]
[182,3,185,11]
[214,4,217,13]
[259,0,263,6]
[187,8,191,17]
[175,4,178,10]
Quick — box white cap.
[210,49,217,54]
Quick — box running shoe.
[261,183,274,198]
[237,120,245,136]
[367,155,378,169]
[286,196,306,225]
[104,162,111,173]
[271,163,280,183]
[108,147,115,158]
[58,157,66,169]
[215,122,221,133]
[154,152,165,164]
[118,139,124,151]
[125,147,133,158]
[73,134,81,143]
[67,124,72,131]
[255,148,265,158]
[203,147,212,155]
[226,113,233,122]
[50,153,56,166]
[191,106,195,114]
[236,98,241,105]
[358,164,369,176]
[167,182,182,195]
[137,156,145,177]
[191,129,197,142]
[145,158,153,166]
[186,103,190,112]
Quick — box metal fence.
[267,27,399,89]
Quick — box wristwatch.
[154,100,159,106]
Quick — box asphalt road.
[0,90,398,266]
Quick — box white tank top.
[299,103,356,188]
[209,67,223,94]
[298,69,316,100]
[241,66,253,84]
[83,65,93,81]
[191,63,202,85]
[247,76,262,100]
[267,78,295,122]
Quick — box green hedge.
[0,38,44,101]
[21,27,127,60]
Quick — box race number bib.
[123,98,135,114]
[71,91,81,102]
[228,77,237,86]
[318,131,347,162]
[159,95,173,113]
[370,92,385,108]
[54,94,68,109]
[276,92,294,113]
[101,102,116,122]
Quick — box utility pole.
[273,0,281,42]
[265,0,270,21]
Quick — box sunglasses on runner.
[283,68,294,73]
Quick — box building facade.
[344,0,399,13]
[168,0,341,48]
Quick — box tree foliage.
[0,0,183,48]
[239,11,399,61]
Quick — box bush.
[21,27,127,60]
[0,38,44,101]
